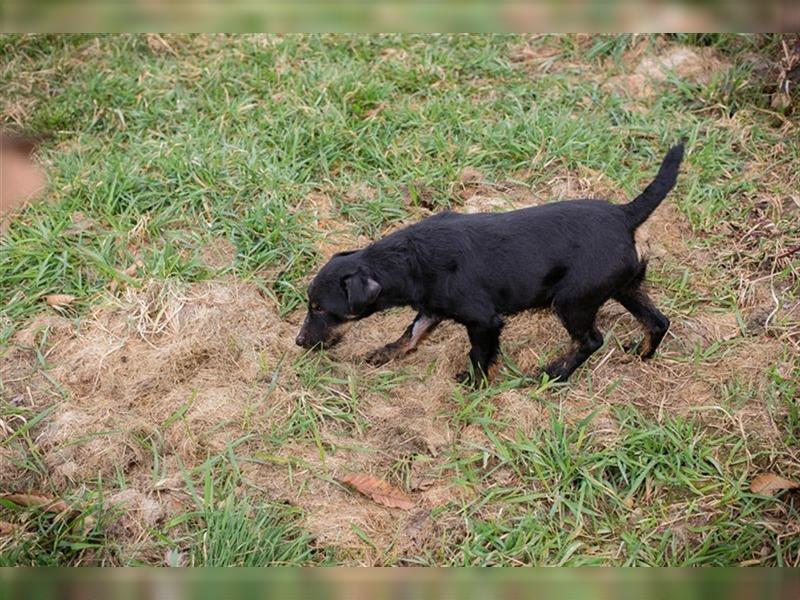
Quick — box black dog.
[296,144,684,383]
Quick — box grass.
[415,408,797,567]
[172,461,320,567]
[1,34,799,566]
[0,488,115,566]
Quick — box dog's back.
[382,201,634,315]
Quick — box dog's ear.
[342,271,381,315]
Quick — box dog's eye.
[310,302,322,312]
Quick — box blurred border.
[1,0,799,33]
[1,569,800,600]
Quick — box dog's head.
[295,251,382,349]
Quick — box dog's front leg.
[365,312,442,366]
[457,316,504,385]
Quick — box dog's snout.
[296,315,311,347]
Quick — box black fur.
[296,144,685,383]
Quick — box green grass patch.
[422,408,797,566]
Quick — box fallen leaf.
[750,473,799,496]
[0,521,17,534]
[44,294,76,308]
[341,473,415,510]
[2,493,69,513]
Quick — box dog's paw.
[455,370,474,385]
[623,338,654,360]
[623,339,642,355]
[456,370,494,388]
[530,367,546,381]
[365,344,399,366]
[541,364,568,382]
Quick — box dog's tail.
[622,143,685,230]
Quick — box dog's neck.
[364,238,423,310]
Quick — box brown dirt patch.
[635,46,729,86]
[200,237,237,270]
[604,44,731,101]
[301,189,372,259]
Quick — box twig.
[776,244,800,260]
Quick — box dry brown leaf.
[341,473,415,510]
[2,493,69,513]
[0,521,17,534]
[44,294,76,308]
[750,473,799,496]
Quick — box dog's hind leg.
[614,286,670,359]
[457,315,504,385]
[365,312,442,366]
[543,302,604,381]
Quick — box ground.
[0,34,798,566]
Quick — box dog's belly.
[486,278,555,315]
[495,291,552,315]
